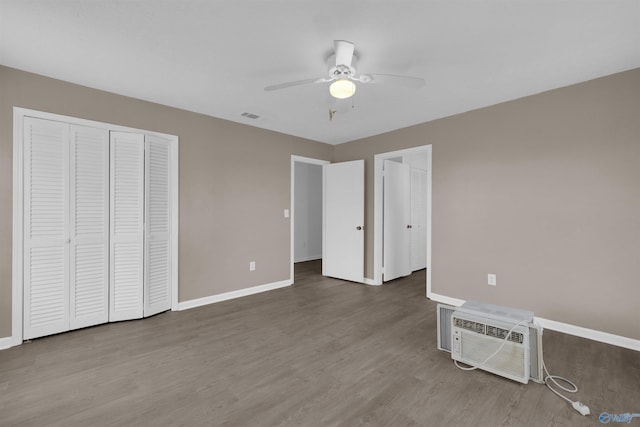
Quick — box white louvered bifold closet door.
[23,118,71,340]
[144,135,172,317]
[69,125,110,330]
[109,132,145,321]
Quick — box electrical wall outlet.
[488,274,496,286]
[249,261,256,271]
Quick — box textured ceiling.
[1,1,639,144]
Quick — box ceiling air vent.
[241,112,260,120]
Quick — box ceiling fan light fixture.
[329,78,356,99]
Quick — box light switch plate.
[488,274,496,286]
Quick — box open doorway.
[374,145,432,288]
[290,156,330,282]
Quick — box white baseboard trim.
[427,291,465,307]
[533,317,640,352]
[0,336,20,350]
[294,255,322,263]
[363,278,380,286]
[177,279,292,311]
[427,291,639,352]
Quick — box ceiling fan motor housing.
[327,54,358,79]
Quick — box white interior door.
[69,125,110,329]
[144,135,172,316]
[23,118,70,339]
[383,160,411,281]
[109,131,144,321]
[323,160,364,282]
[410,168,428,271]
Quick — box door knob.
[356,226,363,230]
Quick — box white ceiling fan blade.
[334,40,355,68]
[264,77,331,92]
[358,73,425,88]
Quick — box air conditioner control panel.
[452,330,461,357]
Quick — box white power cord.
[542,358,590,416]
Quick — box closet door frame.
[11,107,179,347]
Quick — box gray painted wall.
[334,68,640,340]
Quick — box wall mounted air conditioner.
[437,301,544,384]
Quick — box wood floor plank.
[1,260,638,426]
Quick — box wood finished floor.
[1,260,639,426]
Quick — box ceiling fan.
[264,40,425,99]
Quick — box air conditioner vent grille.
[454,318,485,334]
[454,316,524,344]
[486,325,524,344]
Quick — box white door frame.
[290,155,330,283]
[374,145,432,289]
[10,107,179,349]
